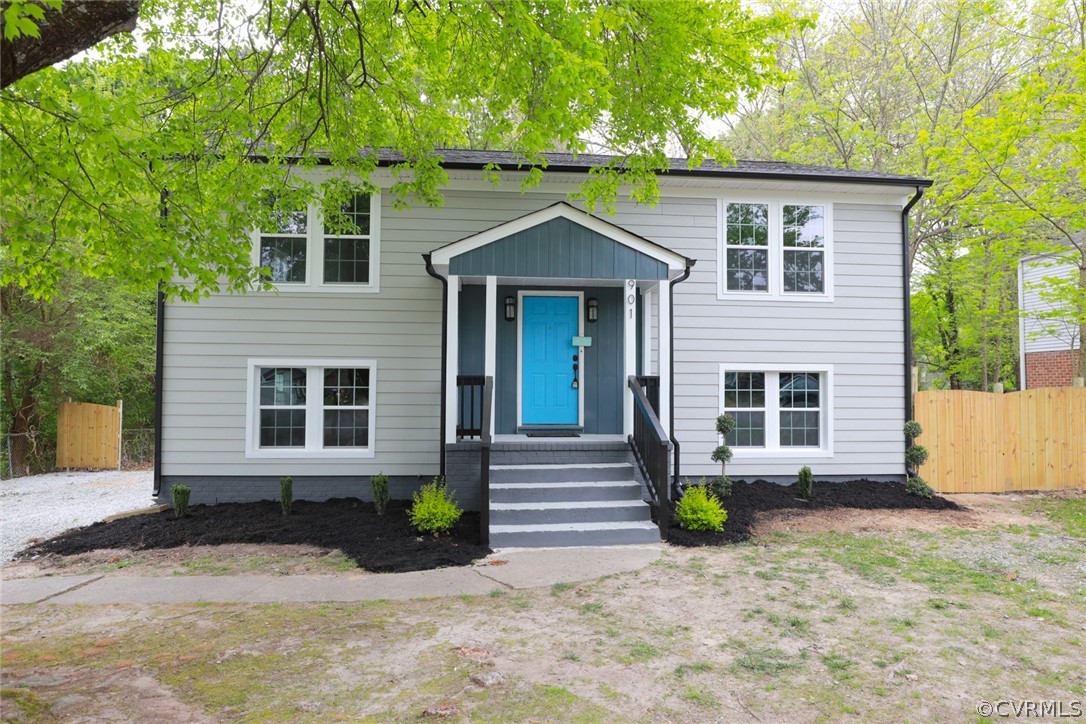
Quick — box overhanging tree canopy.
[0,0,805,302]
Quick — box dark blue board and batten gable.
[448,214,672,280]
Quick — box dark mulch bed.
[663,479,961,547]
[17,499,491,573]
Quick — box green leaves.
[2,0,804,302]
[2,0,59,41]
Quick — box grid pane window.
[260,237,307,283]
[322,368,370,447]
[259,196,307,283]
[779,372,820,447]
[323,194,372,284]
[782,205,825,293]
[258,368,307,447]
[725,203,769,291]
[723,372,766,447]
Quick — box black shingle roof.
[372,148,932,188]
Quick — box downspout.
[902,186,925,454]
[422,253,448,477]
[152,286,165,497]
[152,189,168,498]
[668,258,695,496]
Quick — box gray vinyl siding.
[162,189,907,482]
[1021,257,1079,354]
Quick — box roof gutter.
[902,186,925,449]
[422,253,448,478]
[668,259,695,497]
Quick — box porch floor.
[491,434,626,444]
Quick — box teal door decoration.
[522,295,579,425]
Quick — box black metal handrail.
[479,376,494,546]
[636,375,660,417]
[456,375,485,439]
[628,375,670,541]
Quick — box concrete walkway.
[0,545,661,606]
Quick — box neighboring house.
[155,151,931,546]
[1018,253,1082,389]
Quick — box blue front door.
[522,295,579,425]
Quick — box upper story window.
[253,191,380,293]
[718,199,832,301]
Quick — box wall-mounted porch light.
[586,297,599,323]
[504,296,516,322]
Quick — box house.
[1018,251,1082,388]
[154,151,932,546]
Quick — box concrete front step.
[490,480,643,503]
[490,521,661,548]
[489,463,635,484]
[490,500,652,525]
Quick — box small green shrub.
[903,420,923,439]
[709,475,732,499]
[280,476,293,516]
[904,445,929,469]
[409,478,462,535]
[906,476,934,498]
[371,473,390,515]
[682,476,731,500]
[675,485,727,532]
[171,484,191,519]
[797,466,813,500]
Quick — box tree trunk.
[1,1,141,88]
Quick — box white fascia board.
[428,203,688,271]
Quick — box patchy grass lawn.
[2,494,1084,722]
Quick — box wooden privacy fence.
[914,389,1085,493]
[56,401,123,470]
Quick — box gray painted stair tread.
[490,481,639,489]
[491,501,646,510]
[490,521,658,533]
[490,463,632,470]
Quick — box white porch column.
[624,279,637,437]
[445,275,460,445]
[658,280,672,435]
[484,275,497,437]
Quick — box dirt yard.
[2,492,1083,722]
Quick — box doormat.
[526,432,581,438]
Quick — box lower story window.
[247,359,375,457]
[720,366,832,454]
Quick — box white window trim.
[718,363,834,458]
[716,196,834,302]
[250,192,381,294]
[245,358,377,459]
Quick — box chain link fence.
[2,428,155,479]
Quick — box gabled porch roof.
[428,202,692,280]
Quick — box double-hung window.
[247,359,376,458]
[253,190,380,292]
[719,199,832,299]
[720,366,833,456]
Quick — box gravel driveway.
[1,469,156,562]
